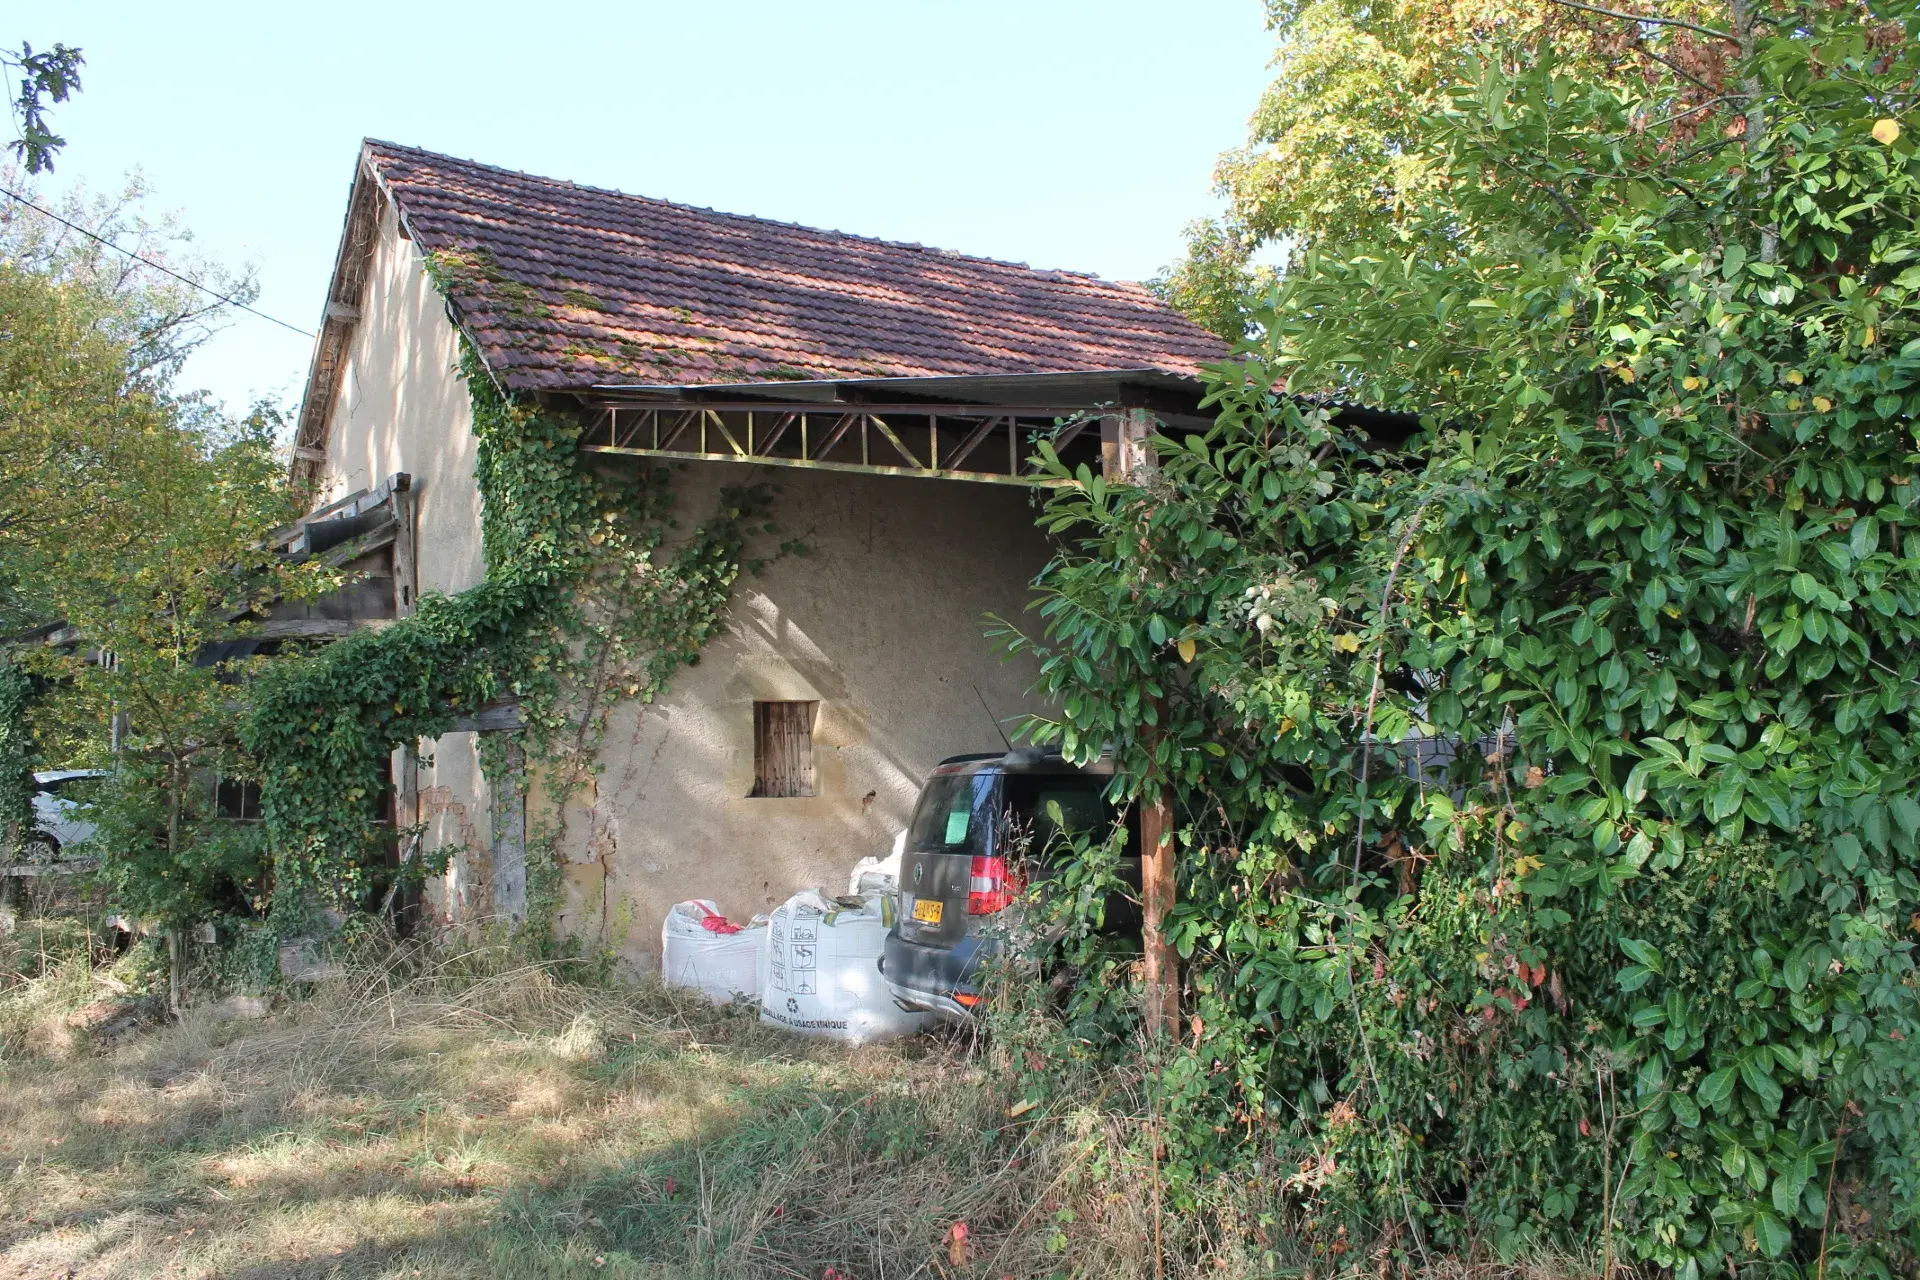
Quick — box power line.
[0,184,315,337]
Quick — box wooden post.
[390,474,421,923]
[389,472,416,620]
[1139,785,1178,1037]
[491,737,528,921]
[1102,408,1180,1039]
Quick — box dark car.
[881,748,1138,1020]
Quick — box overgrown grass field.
[0,921,1208,1280]
[1,916,1613,1280]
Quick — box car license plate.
[911,897,944,925]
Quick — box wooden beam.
[755,411,799,456]
[314,523,398,566]
[450,700,524,733]
[390,473,417,619]
[579,444,1070,487]
[808,412,860,461]
[1105,407,1179,1039]
[2,858,101,878]
[394,744,419,833]
[252,618,362,639]
[219,616,398,641]
[868,415,926,469]
[290,161,384,489]
[944,415,1007,470]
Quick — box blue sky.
[17,2,1273,415]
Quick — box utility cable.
[0,184,314,337]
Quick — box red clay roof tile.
[363,140,1227,392]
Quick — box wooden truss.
[580,401,1099,486]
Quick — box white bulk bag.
[661,899,766,1005]
[760,889,931,1044]
[847,833,906,896]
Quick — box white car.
[28,769,106,857]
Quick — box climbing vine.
[243,341,773,929]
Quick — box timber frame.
[565,368,1230,487]
[580,400,1099,486]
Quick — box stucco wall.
[308,211,1052,948]
[551,465,1051,971]
[320,199,485,597]
[316,204,493,917]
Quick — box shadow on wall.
[552,468,1051,972]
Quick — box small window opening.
[215,778,263,821]
[751,700,817,798]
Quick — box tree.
[1161,0,1731,335]
[0,170,264,385]
[0,173,314,935]
[28,406,328,925]
[2,40,82,174]
[1022,0,1920,1269]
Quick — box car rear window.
[905,772,996,852]
[1002,775,1113,855]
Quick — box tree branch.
[1548,0,1736,42]
[1629,41,1724,97]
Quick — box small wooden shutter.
[752,701,817,798]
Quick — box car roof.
[931,750,1114,779]
[34,769,108,783]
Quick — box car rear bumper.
[881,930,998,1021]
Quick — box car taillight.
[968,855,1024,914]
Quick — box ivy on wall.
[244,341,773,929]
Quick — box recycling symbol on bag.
[786,997,799,1013]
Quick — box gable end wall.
[317,201,494,917]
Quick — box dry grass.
[1,921,1600,1280]
[0,923,1247,1280]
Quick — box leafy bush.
[1006,2,1920,1274]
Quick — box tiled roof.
[362,140,1227,392]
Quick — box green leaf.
[1619,937,1664,973]
[1783,948,1812,993]
[1698,1068,1737,1109]
[1772,1152,1813,1216]
[1740,1058,1784,1113]
[1865,803,1891,853]
[1754,1209,1791,1257]
[1892,795,1920,837]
